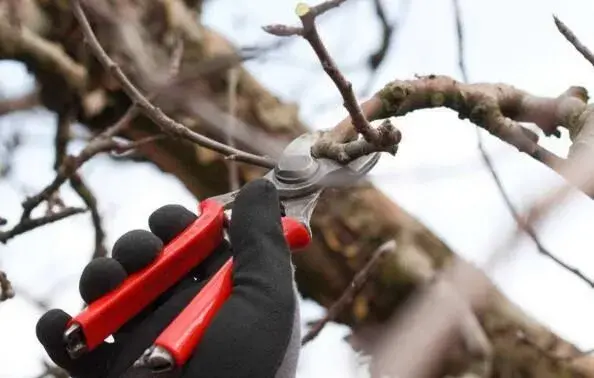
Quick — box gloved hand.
[35,179,301,378]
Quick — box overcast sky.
[2,0,594,377]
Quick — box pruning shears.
[62,132,381,372]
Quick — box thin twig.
[554,16,594,69]
[3,33,185,246]
[368,0,395,70]
[2,106,138,245]
[111,135,168,156]
[265,2,379,145]
[449,8,594,287]
[55,103,107,260]
[20,112,131,220]
[361,0,411,97]
[479,143,594,288]
[263,0,401,162]
[71,0,275,169]
[0,207,87,243]
[452,0,468,83]
[70,174,107,259]
[301,240,396,345]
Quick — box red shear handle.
[281,216,310,249]
[154,258,234,366]
[152,214,311,367]
[68,199,226,352]
[67,198,310,355]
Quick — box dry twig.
[1,104,147,248]
[481,142,594,287]
[3,35,187,250]
[360,0,410,96]
[0,207,87,243]
[448,10,594,287]
[54,109,105,259]
[452,0,468,83]
[71,0,275,169]
[368,0,395,70]
[263,1,402,163]
[70,174,107,259]
[554,16,594,69]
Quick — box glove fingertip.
[36,309,71,348]
[112,229,163,274]
[79,257,127,304]
[149,205,197,244]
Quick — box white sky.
[2,0,594,377]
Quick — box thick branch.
[330,75,592,170]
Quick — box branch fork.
[264,1,402,163]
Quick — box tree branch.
[70,174,107,259]
[360,0,410,97]
[263,0,402,163]
[480,140,594,288]
[369,76,582,170]
[368,0,394,71]
[554,16,594,69]
[71,0,275,169]
[54,110,107,259]
[1,32,186,247]
[452,0,468,83]
[0,207,87,243]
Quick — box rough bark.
[1,1,594,377]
